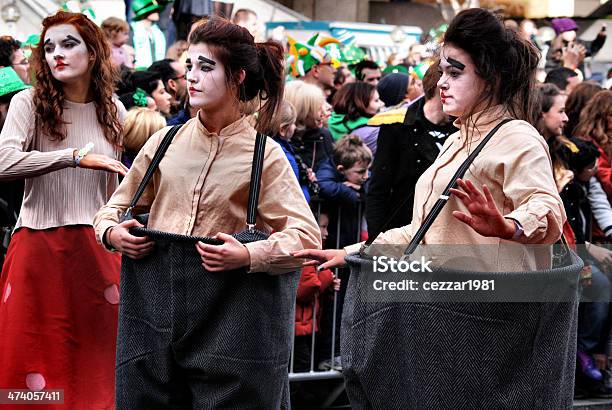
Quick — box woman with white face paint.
[294,8,571,408]
[0,11,127,408]
[296,8,565,270]
[94,17,320,408]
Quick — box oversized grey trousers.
[116,231,299,409]
[341,253,582,409]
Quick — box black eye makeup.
[197,55,216,72]
[198,55,216,66]
[65,35,81,44]
[446,57,465,71]
[43,35,83,53]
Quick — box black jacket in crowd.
[365,97,458,239]
[290,126,335,173]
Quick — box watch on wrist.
[74,142,94,167]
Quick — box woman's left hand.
[449,178,516,240]
[195,233,251,272]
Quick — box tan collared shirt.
[93,115,321,274]
[347,106,566,271]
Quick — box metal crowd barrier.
[288,198,364,406]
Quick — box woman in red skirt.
[0,11,128,408]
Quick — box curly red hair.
[31,11,122,145]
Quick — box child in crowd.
[315,135,371,368]
[293,209,339,373]
[100,17,130,68]
[317,135,371,249]
[558,137,612,399]
[291,208,340,407]
[273,100,318,202]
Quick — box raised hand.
[449,178,516,240]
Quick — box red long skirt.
[0,226,120,409]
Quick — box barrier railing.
[288,198,364,387]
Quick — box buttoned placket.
[187,134,219,235]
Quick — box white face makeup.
[43,24,91,84]
[437,44,486,119]
[185,43,231,111]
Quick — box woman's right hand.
[292,249,348,271]
[107,219,155,259]
[76,153,129,176]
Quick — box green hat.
[383,65,409,74]
[0,67,30,97]
[287,34,337,78]
[23,34,40,48]
[410,61,431,80]
[22,34,40,59]
[132,0,165,21]
[341,45,366,66]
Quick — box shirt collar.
[403,96,426,126]
[195,112,252,139]
[452,105,510,142]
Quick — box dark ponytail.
[189,16,285,134]
[254,41,285,134]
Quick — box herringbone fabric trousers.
[341,254,582,409]
[116,231,299,409]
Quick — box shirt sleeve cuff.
[63,148,77,168]
[96,220,118,247]
[244,241,270,273]
[504,210,542,239]
[344,242,363,255]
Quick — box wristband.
[510,219,524,240]
[74,142,94,167]
[103,226,117,252]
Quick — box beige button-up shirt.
[93,115,321,274]
[348,106,566,271]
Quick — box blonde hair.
[270,100,297,135]
[283,80,325,130]
[123,107,167,152]
[333,135,372,169]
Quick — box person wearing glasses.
[148,58,188,115]
[0,36,30,84]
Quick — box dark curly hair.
[31,11,122,145]
[188,16,285,134]
[0,36,21,67]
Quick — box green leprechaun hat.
[287,34,338,78]
[0,67,30,97]
[383,64,409,74]
[132,0,165,21]
[341,45,366,66]
[410,61,431,80]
